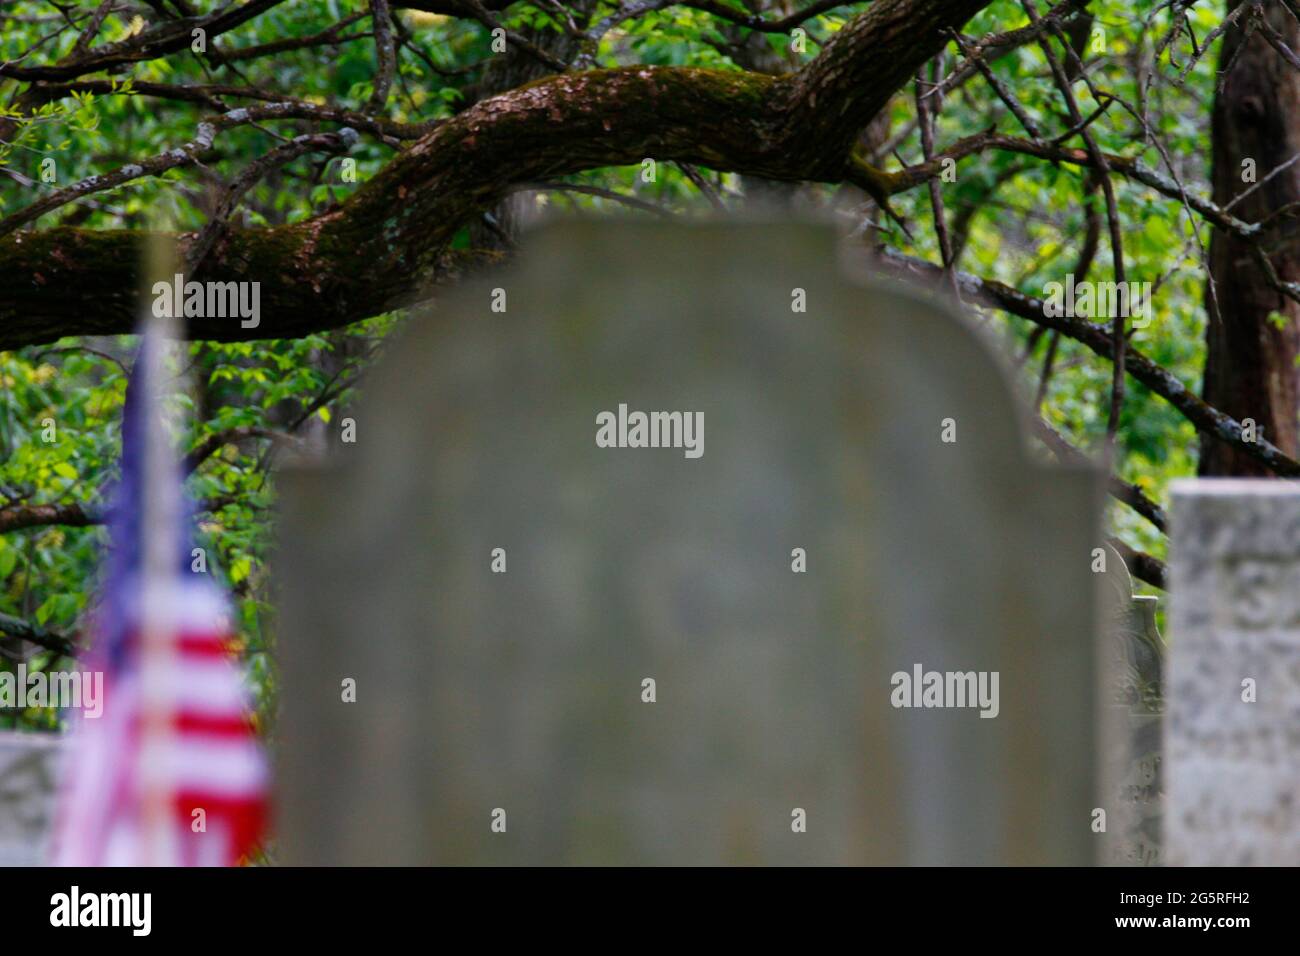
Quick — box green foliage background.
[1,1,1215,732]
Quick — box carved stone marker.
[0,731,62,865]
[1166,480,1300,866]
[277,221,1102,865]
[1098,547,1163,866]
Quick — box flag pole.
[138,228,182,866]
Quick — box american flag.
[51,318,267,866]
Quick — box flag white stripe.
[167,658,252,715]
[171,736,267,796]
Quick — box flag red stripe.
[171,712,257,736]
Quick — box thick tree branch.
[860,130,1258,237]
[35,82,435,139]
[0,493,253,534]
[0,501,104,534]
[1107,537,1168,592]
[878,250,1300,478]
[182,426,300,474]
[1030,416,1168,534]
[0,428,293,535]
[0,0,289,82]
[784,0,991,175]
[0,611,76,657]
[0,0,994,349]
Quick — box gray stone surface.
[1098,547,1163,866]
[1167,480,1300,866]
[276,221,1102,865]
[0,731,63,865]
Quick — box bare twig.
[368,0,397,111]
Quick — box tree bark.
[1202,3,1300,475]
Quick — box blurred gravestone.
[1097,547,1163,866]
[1166,481,1300,866]
[0,732,62,865]
[277,221,1102,865]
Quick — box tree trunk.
[1201,3,1300,475]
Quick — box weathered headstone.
[0,731,63,865]
[1097,547,1163,866]
[1167,480,1300,866]
[276,221,1102,865]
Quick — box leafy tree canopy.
[0,0,1288,729]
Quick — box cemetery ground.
[0,0,1293,932]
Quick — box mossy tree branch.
[0,0,992,350]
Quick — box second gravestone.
[277,221,1102,864]
[1167,481,1300,865]
[0,731,62,865]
